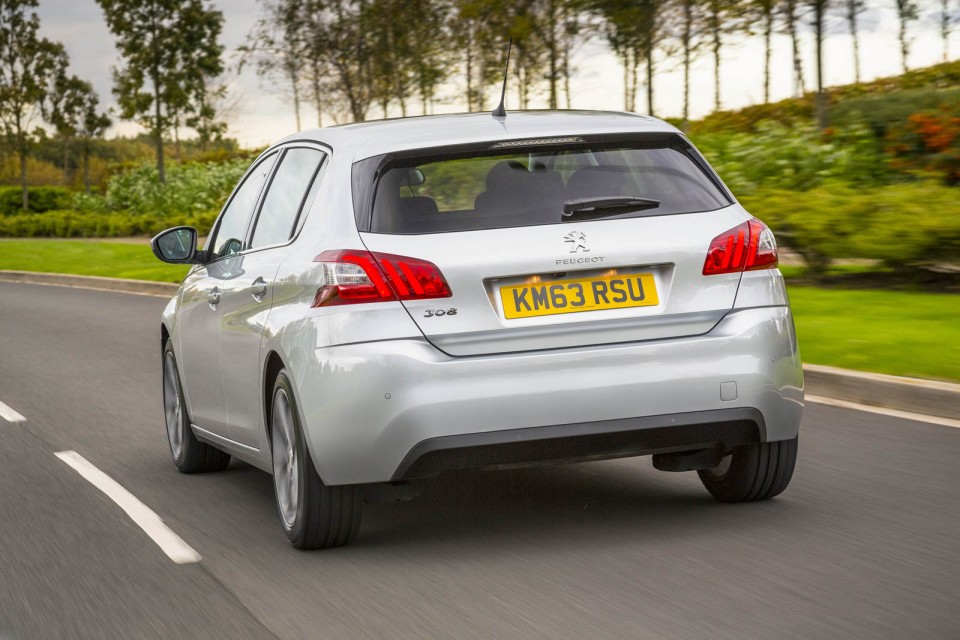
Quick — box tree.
[673,0,706,123]
[938,0,953,62]
[807,0,829,129]
[97,0,225,183]
[243,0,308,129]
[703,0,742,112]
[76,92,111,193]
[843,0,865,83]
[780,0,805,96]
[43,71,92,184]
[0,0,67,209]
[751,0,777,103]
[590,0,644,111]
[893,0,918,72]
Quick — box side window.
[250,148,325,249]
[209,153,277,259]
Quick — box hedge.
[0,186,72,216]
[0,209,218,239]
[740,182,960,274]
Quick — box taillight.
[702,219,778,275]
[312,249,452,307]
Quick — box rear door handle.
[251,277,268,301]
[208,286,221,307]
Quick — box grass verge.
[0,239,188,282]
[1,240,957,381]
[788,286,959,382]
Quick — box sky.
[35,0,958,149]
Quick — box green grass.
[1,240,957,381]
[0,239,188,283]
[789,286,960,382]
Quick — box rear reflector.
[312,249,452,307]
[702,219,778,275]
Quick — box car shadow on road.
[352,458,805,553]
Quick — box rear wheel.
[162,340,231,473]
[270,370,361,549]
[697,436,798,502]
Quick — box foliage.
[696,121,891,194]
[101,159,248,216]
[740,182,960,274]
[96,0,226,181]
[0,209,217,239]
[0,186,71,216]
[688,60,960,135]
[885,105,960,184]
[0,0,69,209]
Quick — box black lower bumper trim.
[392,408,765,481]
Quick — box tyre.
[162,339,231,473]
[697,436,798,503]
[270,369,361,549]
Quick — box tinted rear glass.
[365,137,730,234]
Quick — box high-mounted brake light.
[311,249,452,307]
[702,219,778,275]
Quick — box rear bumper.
[293,306,803,485]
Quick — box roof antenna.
[492,38,513,119]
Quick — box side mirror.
[151,226,203,264]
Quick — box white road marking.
[806,395,960,429]
[0,400,26,423]
[54,451,201,564]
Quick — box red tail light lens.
[702,219,778,275]
[312,249,452,307]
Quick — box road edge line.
[0,270,178,298]
[54,450,201,564]
[806,395,960,429]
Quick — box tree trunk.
[682,0,692,123]
[312,60,323,127]
[787,0,805,96]
[763,7,772,103]
[465,28,474,111]
[898,4,909,72]
[82,141,91,194]
[548,0,558,109]
[848,0,862,83]
[815,2,827,130]
[18,132,28,211]
[712,22,722,112]
[152,69,165,184]
[291,69,302,130]
[942,0,950,62]
[562,39,572,108]
[646,46,654,116]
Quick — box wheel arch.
[262,350,287,452]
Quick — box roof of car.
[275,110,680,161]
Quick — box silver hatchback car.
[152,111,803,549]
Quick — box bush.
[740,182,960,274]
[104,158,249,216]
[696,122,891,195]
[0,186,72,216]
[0,209,218,238]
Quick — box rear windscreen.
[363,136,731,234]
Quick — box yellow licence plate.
[500,273,659,319]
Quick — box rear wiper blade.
[561,196,661,221]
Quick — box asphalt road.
[1,282,958,640]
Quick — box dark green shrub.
[741,182,960,275]
[0,209,218,238]
[0,186,72,216]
